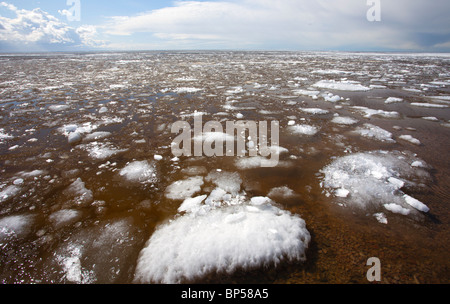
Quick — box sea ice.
[0,214,34,240]
[331,116,359,125]
[385,97,404,104]
[133,194,310,283]
[313,80,370,91]
[320,151,431,218]
[353,124,395,142]
[299,107,329,115]
[399,135,421,145]
[119,160,156,183]
[288,124,319,136]
[165,176,204,200]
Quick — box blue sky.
[1,0,450,52]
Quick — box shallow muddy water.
[0,51,449,284]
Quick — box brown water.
[0,51,449,284]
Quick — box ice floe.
[313,80,370,91]
[353,124,395,142]
[320,151,431,220]
[119,160,157,183]
[288,124,319,136]
[134,170,310,284]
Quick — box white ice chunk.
[205,171,242,194]
[313,80,370,91]
[353,124,395,142]
[133,201,310,284]
[119,160,156,183]
[0,185,20,203]
[299,107,329,115]
[399,135,421,145]
[165,176,204,200]
[373,212,388,224]
[383,203,411,215]
[331,116,359,125]
[403,194,429,213]
[49,209,81,229]
[288,124,319,136]
[267,186,299,199]
[385,97,403,104]
[0,214,33,239]
[178,195,208,213]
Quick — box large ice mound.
[134,171,310,284]
[319,151,432,219]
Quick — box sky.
[0,0,449,52]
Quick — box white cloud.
[103,0,450,51]
[0,2,103,51]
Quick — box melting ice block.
[134,197,310,284]
[320,151,432,219]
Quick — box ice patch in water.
[320,151,431,218]
[0,128,13,141]
[331,116,359,125]
[351,106,400,119]
[399,135,421,146]
[119,160,156,183]
[165,176,204,200]
[49,209,81,229]
[81,142,128,160]
[173,87,202,94]
[299,107,329,115]
[205,171,242,194]
[313,80,370,91]
[410,103,448,108]
[0,185,21,203]
[353,124,395,142]
[54,218,138,283]
[48,104,70,112]
[83,132,111,142]
[288,124,319,136]
[0,214,34,240]
[133,195,310,283]
[267,186,299,200]
[385,97,404,104]
[374,212,388,224]
[64,178,93,207]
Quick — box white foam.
[165,176,204,200]
[119,160,156,183]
